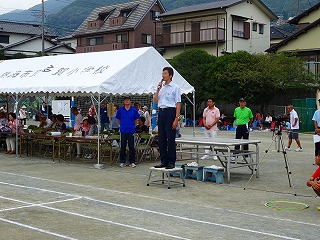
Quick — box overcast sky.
[0,0,47,14]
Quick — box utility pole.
[41,0,45,56]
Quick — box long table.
[19,134,114,165]
[175,137,261,183]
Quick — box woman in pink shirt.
[6,112,22,154]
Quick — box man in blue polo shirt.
[116,96,140,168]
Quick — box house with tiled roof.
[74,0,165,53]
[0,21,75,58]
[156,0,277,59]
[266,2,320,77]
[270,26,293,47]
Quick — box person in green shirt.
[233,98,253,151]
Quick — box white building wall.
[0,33,33,46]
[227,2,271,54]
[6,39,55,56]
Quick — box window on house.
[98,11,112,21]
[170,22,184,44]
[120,9,132,17]
[116,33,128,42]
[0,35,9,44]
[150,10,160,20]
[259,24,264,34]
[252,22,257,31]
[142,34,152,44]
[233,20,250,39]
[88,37,104,46]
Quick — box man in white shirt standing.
[71,107,83,130]
[286,105,302,152]
[201,98,220,160]
[153,67,181,169]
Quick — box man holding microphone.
[153,67,181,169]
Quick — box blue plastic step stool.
[184,165,204,181]
[203,167,224,184]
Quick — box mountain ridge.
[0,0,319,36]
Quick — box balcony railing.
[157,27,225,47]
[76,42,129,53]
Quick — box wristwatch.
[175,116,180,120]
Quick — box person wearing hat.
[19,105,27,126]
[233,98,253,151]
[313,100,320,159]
[142,106,151,132]
[116,96,140,168]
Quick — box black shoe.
[165,165,174,169]
[154,164,167,168]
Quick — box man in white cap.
[19,105,27,125]
[142,106,151,132]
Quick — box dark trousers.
[235,125,249,150]
[315,142,320,157]
[158,108,176,166]
[120,133,135,164]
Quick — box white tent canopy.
[0,47,194,96]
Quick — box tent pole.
[193,91,196,137]
[97,94,101,166]
[91,93,104,169]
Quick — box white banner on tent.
[0,47,194,96]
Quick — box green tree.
[0,50,5,60]
[207,51,316,112]
[169,48,216,111]
[12,52,29,59]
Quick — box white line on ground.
[0,194,191,240]
[0,180,302,240]
[0,171,318,228]
[0,195,81,213]
[0,217,78,240]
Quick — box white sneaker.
[201,155,209,160]
[213,156,218,161]
[131,163,136,168]
[285,147,291,151]
[295,148,303,152]
[119,163,125,168]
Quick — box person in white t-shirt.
[286,105,302,152]
[71,107,83,130]
[201,98,220,160]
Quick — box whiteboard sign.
[52,100,70,117]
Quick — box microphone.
[158,80,164,90]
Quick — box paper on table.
[314,135,320,143]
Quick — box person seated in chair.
[87,116,98,136]
[307,155,320,210]
[54,114,66,134]
[135,116,148,135]
[136,116,148,143]
[0,111,8,126]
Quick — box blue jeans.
[120,133,136,164]
[158,108,176,166]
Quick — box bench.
[184,165,204,181]
[203,167,224,184]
